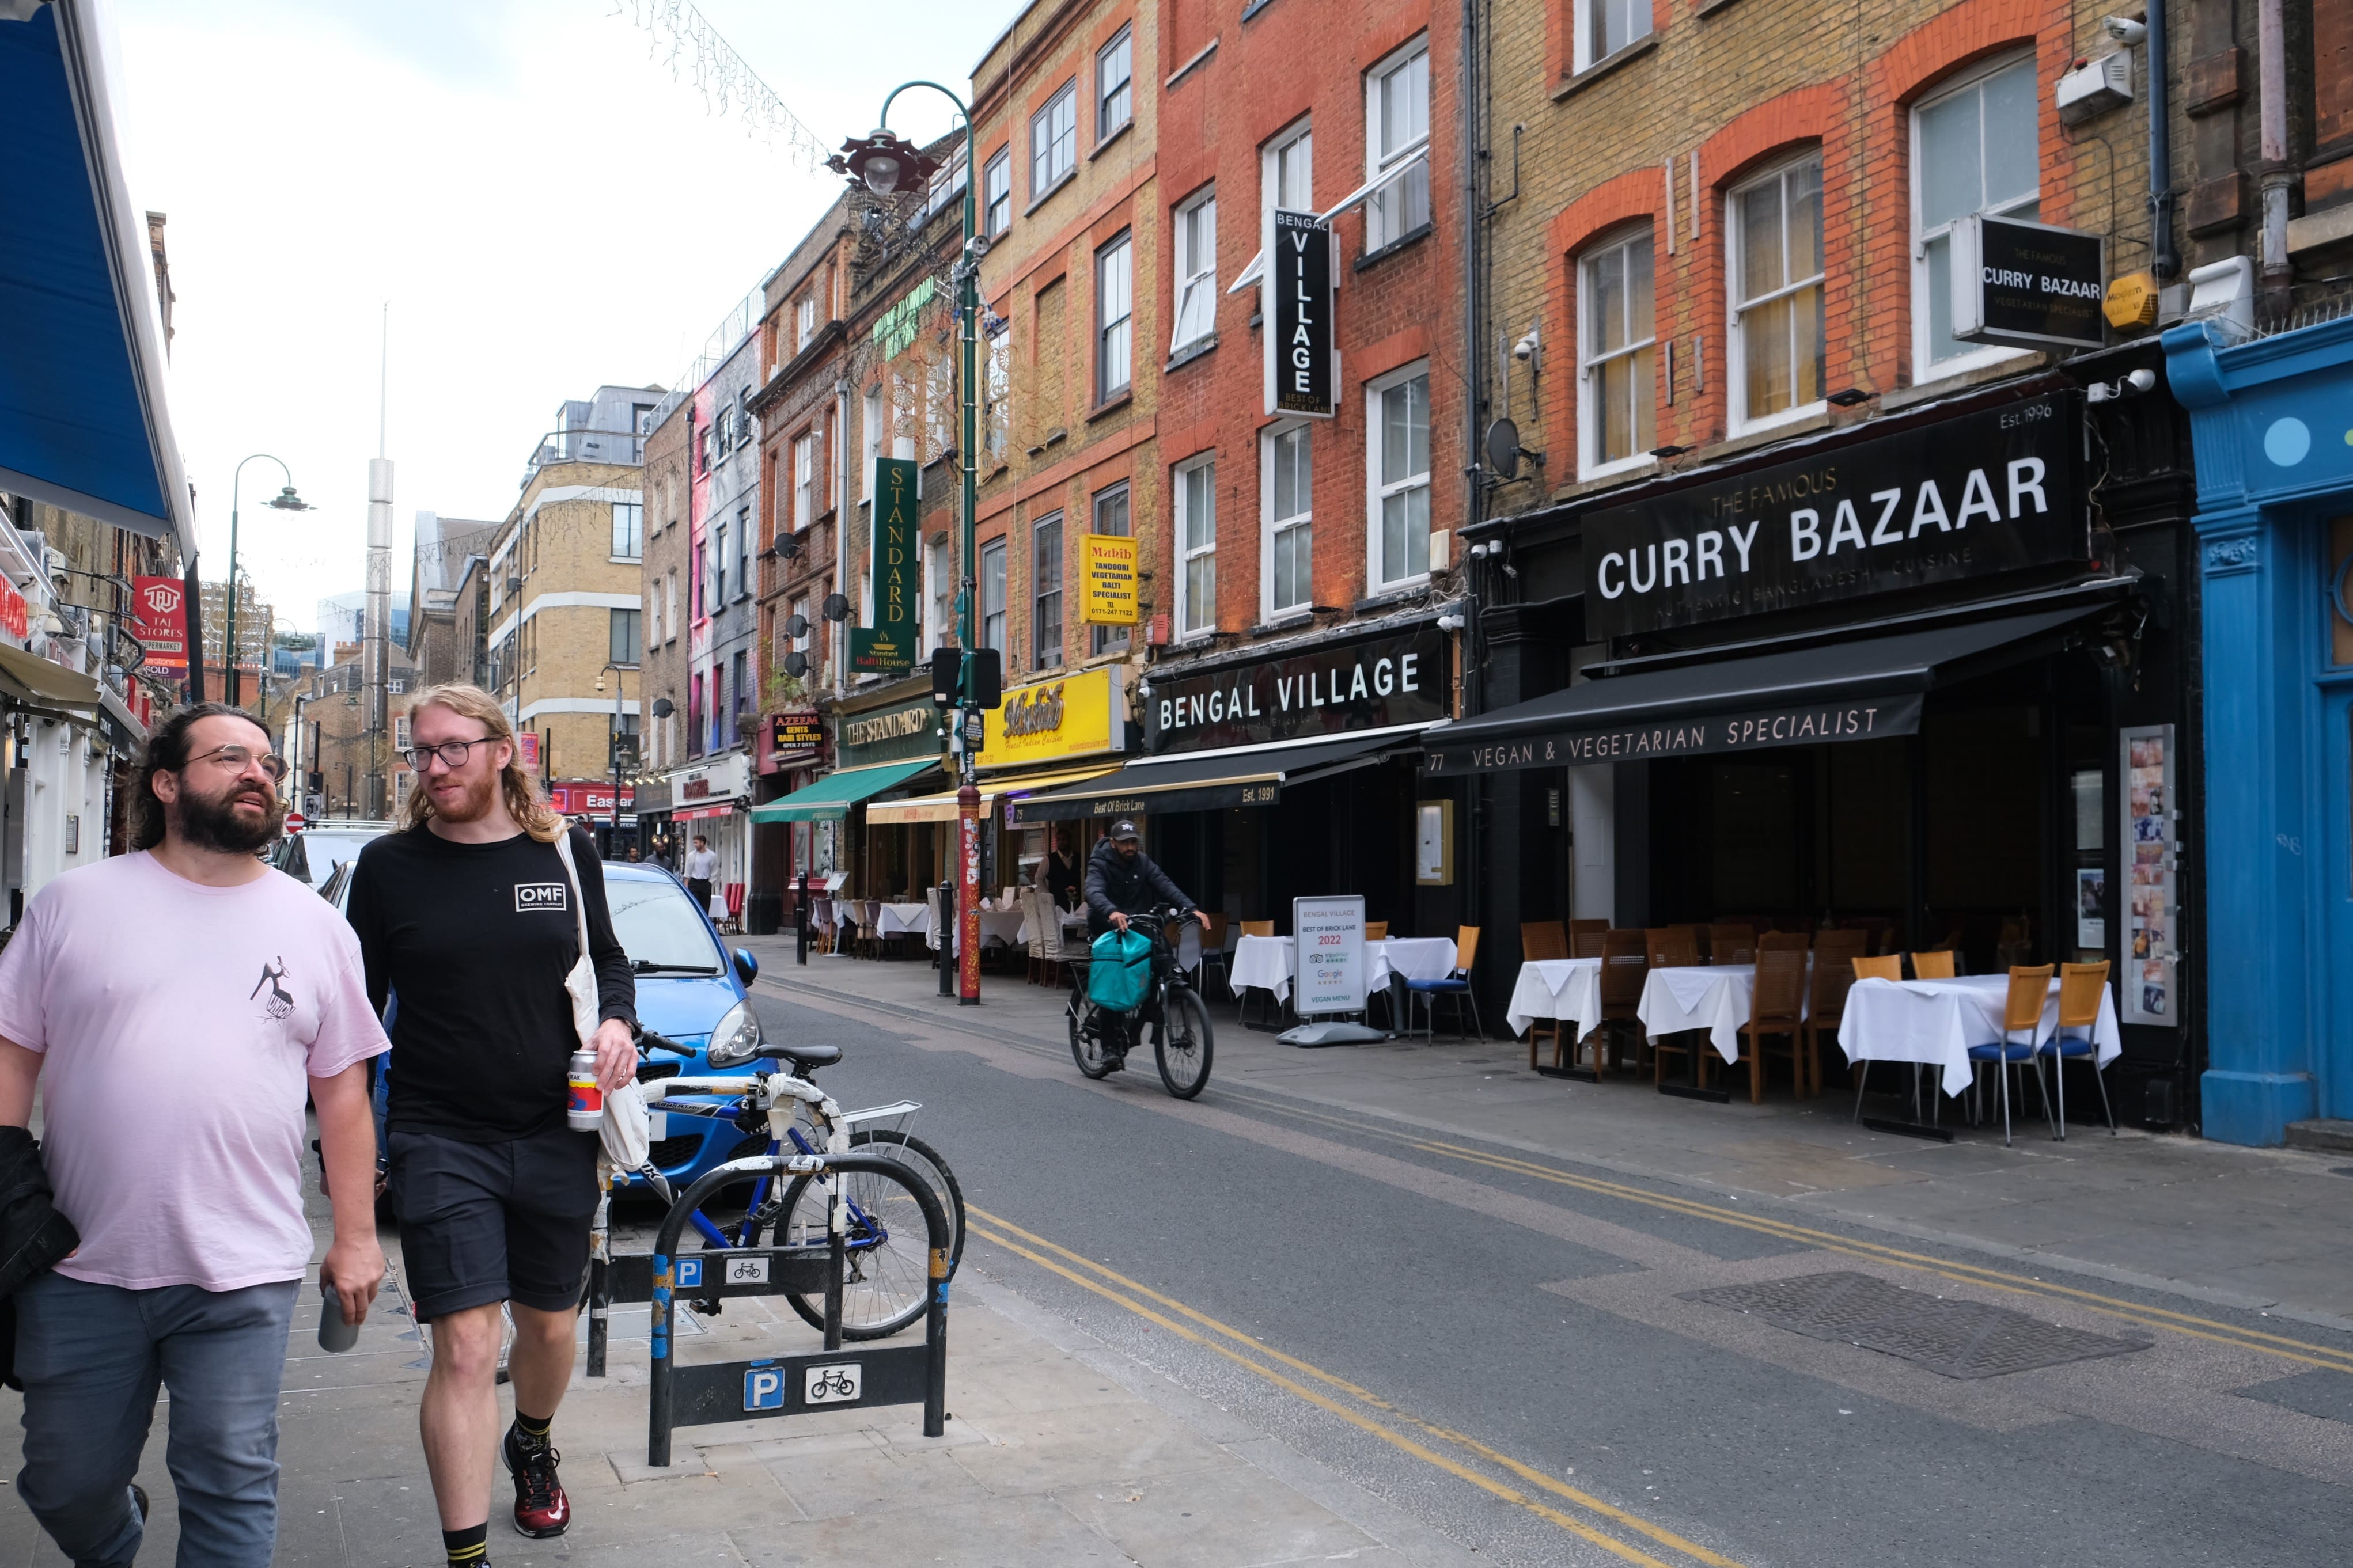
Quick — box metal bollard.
[937,878,954,997]
[796,870,810,966]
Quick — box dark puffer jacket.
[1082,839,1193,938]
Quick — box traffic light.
[929,646,960,705]
[968,647,1002,709]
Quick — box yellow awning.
[865,762,1121,825]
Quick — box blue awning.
[0,1,192,553]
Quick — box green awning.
[748,759,938,823]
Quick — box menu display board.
[1292,895,1367,1016]
[2120,724,2178,1027]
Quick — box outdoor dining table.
[1635,962,1810,1066]
[1227,935,1457,1005]
[873,901,931,937]
[1505,957,1604,1041]
[1837,974,2123,1098]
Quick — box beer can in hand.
[567,1048,603,1133]
[317,1281,360,1353]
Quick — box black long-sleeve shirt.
[346,822,635,1141]
[1082,839,1192,938]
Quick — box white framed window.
[1032,514,1064,667]
[1579,230,1657,477]
[1172,188,1218,351]
[926,534,953,654]
[1914,54,2039,381]
[611,500,643,559]
[796,293,817,351]
[1265,119,1313,215]
[1574,0,1649,71]
[1096,232,1133,403]
[1175,455,1217,639]
[1031,81,1077,199]
[980,538,1007,654]
[984,149,1011,237]
[1097,28,1132,142]
[793,432,816,528]
[1090,482,1130,655]
[1261,422,1313,619]
[664,571,677,643]
[713,521,729,605]
[1727,152,1825,435]
[1366,363,1431,589]
[1365,39,1430,249]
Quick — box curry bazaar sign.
[1584,392,2086,639]
[1146,625,1448,754]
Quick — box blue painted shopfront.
[2165,314,2353,1144]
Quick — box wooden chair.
[1968,965,2055,1145]
[1805,929,1869,1095]
[1364,921,1390,941]
[1645,927,1699,969]
[1707,923,1757,965]
[1568,918,1608,958]
[1908,948,1957,980]
[1521,920,1568,962]
[1759,929,1812,954]
[1852,954,1903,982]
[1553,928,1648,1075]
[1733,946,1810,1103]
[1241,920,1275,938]
[2037,960,2115,1138]
[1407,927,1481,1041]
[1668,922,1705,962]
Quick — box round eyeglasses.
[188,744,289,783]
[401,736,501,771]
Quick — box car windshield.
[604,872,725,973]
[297,830,383,880]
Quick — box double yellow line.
[967,1205,1746,1568]
[1240,1094,2353,1376]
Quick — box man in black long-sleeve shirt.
[347,686,635,1566]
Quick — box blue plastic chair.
[1966,965,2055,1146]
[1405,928,1482,1043]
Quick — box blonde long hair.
[401,682,567,843]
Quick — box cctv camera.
[2102,16,2146,45]
[1512,331,1541,362]
[2125,367,2157,394]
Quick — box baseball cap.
[1111,818,1141,841]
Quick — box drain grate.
[1680,1270,2152,1380]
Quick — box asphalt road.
[692,982,2353,1568]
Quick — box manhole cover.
[1680,1270,2151,1379]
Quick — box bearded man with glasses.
[346,684,635,1568]
[0,703,389,1567]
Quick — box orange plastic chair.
[1852,954,1903,983]
[2037,960,2115,1138]
[1971,965,2055,1145]
[1908,948,1957,980]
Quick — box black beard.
[176,783,282,854]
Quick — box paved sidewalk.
[0,1144,1476,1567]
[750,937,2353,1332]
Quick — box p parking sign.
[742,1365,786,1411]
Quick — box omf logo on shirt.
[515,882,569,913]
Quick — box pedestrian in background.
[347,685,635,1566]
[0,703,388,1567]
[683,833,718,917]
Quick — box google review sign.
[1583,391,2086,639]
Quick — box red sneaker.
[501,1425,570,1539]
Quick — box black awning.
[1423,605,2110,777]
[1011,732,1412,823]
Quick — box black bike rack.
[598,1152,952,1467]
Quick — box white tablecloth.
[1227,935,1457,1004]
[874,901,931,937]
[931,907,1028,950]
[1014,908,1090,945]
[1506,958,1604,1039]
[1636,962,1810,1066]
[1837,975,2123,1098]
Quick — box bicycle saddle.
[756,1042,842,1071]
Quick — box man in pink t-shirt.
[0,704,388,1567]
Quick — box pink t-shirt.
[0,852,389,1292]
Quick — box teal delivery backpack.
[1087,928,1153,1011]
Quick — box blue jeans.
[12,1271,299,1567]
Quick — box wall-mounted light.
[1825,387,1873,407]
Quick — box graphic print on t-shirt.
[249,958,295,1020]
[514,880,569,913]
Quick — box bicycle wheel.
[1155,986,1214,1099]
[1069,992,1117,1079]
[776,1130,957,1341]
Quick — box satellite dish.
[821,593,852,622]
[1483,418,1522,480]
[783,651,809,678]
[651,697,675,719]
[783,613,810,639]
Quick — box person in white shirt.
[683,834,719,917]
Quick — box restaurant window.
[795,293,817,351]
[1579,229,1657,476]
[793,432,816,527]
[984,148,1011,237]
[1574,0,1649,71]
[1914,54,2038,379]
[1033,514,1064,667]
[1262,423,1313,618]
[610,608,641,666]
[1364,38,1429,249]
[1172,188,1218,352]
[1091,482,1131,655]
[1176,456,1216,639]
[611,500,643,560]
[1265,119,1313,214]
[1367,364,1431,589]
[1032,81,1077,200]
[980,537,1007,655]
[1097,27,1132,142]
[1727,151,1825,434]
[1096,231,1133,404]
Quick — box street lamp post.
[835,84,984,1005]
[225,456,309,708]
[595,660,638,855]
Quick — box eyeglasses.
[401,736,500,771]
[187,744,290,783]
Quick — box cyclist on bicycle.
[1083,820,1198,939]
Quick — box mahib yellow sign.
[977,665,1125,768]
[1082,533,1139,627]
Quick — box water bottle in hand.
[317,1281,361,1353]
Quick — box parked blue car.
[320,855,769,1195]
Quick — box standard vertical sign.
[1292,895,1367,1015]
[854,457,918,673]
[1267,210,1336,419]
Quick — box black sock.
[443,1523,488,1566]
[511,1408,554,1450]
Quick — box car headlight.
[706,999,763,1069]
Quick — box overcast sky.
[108,0,1001,636]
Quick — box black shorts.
[387,1124,598,1322]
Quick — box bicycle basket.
[1086,929,1154,1011]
